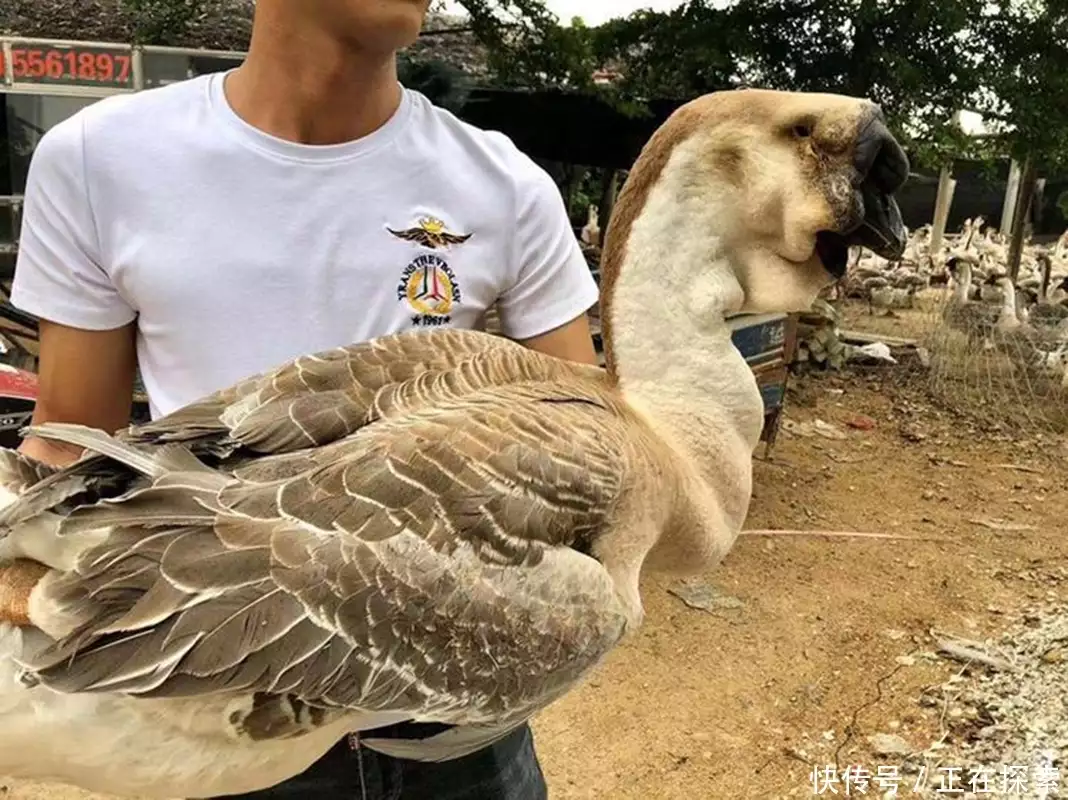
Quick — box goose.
[993,277,1023,334]
[867,279,915,313]
[1051,275,1068,306]
[580,203,601,247]
[1053,228,1068,261]
[990,277,1068,371]
[979,270,1007,304]
[943,256,1000,339]
[0,89,909,799]
[1029,252,1068,329]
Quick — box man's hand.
[518,312,599,366]
[19,319,137,467]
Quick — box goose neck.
[996,280,1021,330]
[954,262,973,303]
[1039,258,1052,303]
[605,243,766,487]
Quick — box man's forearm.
[18,434,83,467]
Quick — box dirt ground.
[4,366,1066,800]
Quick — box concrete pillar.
[930,166,957,253]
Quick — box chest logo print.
[397,254,463,327]
[387,216,472,250]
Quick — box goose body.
[943,258,1000,339]
[1029,254,1068,329]
[988,278,1068,373]
[0,333,651,797]
[0,89,909,798]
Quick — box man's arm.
[9,109,139,466]
[496,155,601,364]
[20,320,137,466]
[517,313,599,366]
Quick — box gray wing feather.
[119,329,593,459]
[361,721,527,762]
[20,388,637,732]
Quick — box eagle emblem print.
[390,216,470,327]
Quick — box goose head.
[599,89,908,371]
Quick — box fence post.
[930,165,957,252]
[1000,159,1022,236]
[1006,155,1036,282]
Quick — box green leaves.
[972,1,1068,169]
[87,0,1067,170]
[460,0,1068,170]
[121,0,198,44]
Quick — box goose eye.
[793,124,812,138]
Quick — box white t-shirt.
[12,73,599,419]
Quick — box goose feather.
[1,332,653,793]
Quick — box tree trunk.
[1006,155,1037,282]
[847,0,879,96]
[597,169,620,239]
[562,165,587,225]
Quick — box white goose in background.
[1051,274,1068,306]
[1030,252,1068,329]
[580,203,601,247]
[0,90,909,799]
[989,276,1068,381]
[944,256,1000,339]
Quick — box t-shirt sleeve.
[10,115,136,330]
[495,163,600,341]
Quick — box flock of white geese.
[0,89,910,799]
[841,216,1068,386]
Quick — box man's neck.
[224,24,403,146]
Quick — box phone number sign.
[2,42,134,89]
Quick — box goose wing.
[19,383,640,749]
[121,329,593,460]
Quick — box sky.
[440,1,689,26]
[539,0,687,24]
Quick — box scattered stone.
[813,419,847,440]
[668,582,746,614]
[868,733,912,756]
[1041,648,1064,664]
[847,414,877,431]
[912,603,1068,799]
[899,423,927,442]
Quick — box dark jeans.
[213,722,548,800]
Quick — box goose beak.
[812,114,908,279]
[851,183,907,261]
[846,116,909,261]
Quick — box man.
[10,0,600,797]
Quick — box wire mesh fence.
[796,220,1068,435]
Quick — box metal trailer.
[0,35,246,424]
[587,308,798,458]
[0,34,246,285]
[728,311,799,458]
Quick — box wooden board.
[839,328,918,348]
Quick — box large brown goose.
[0,88,907,799]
